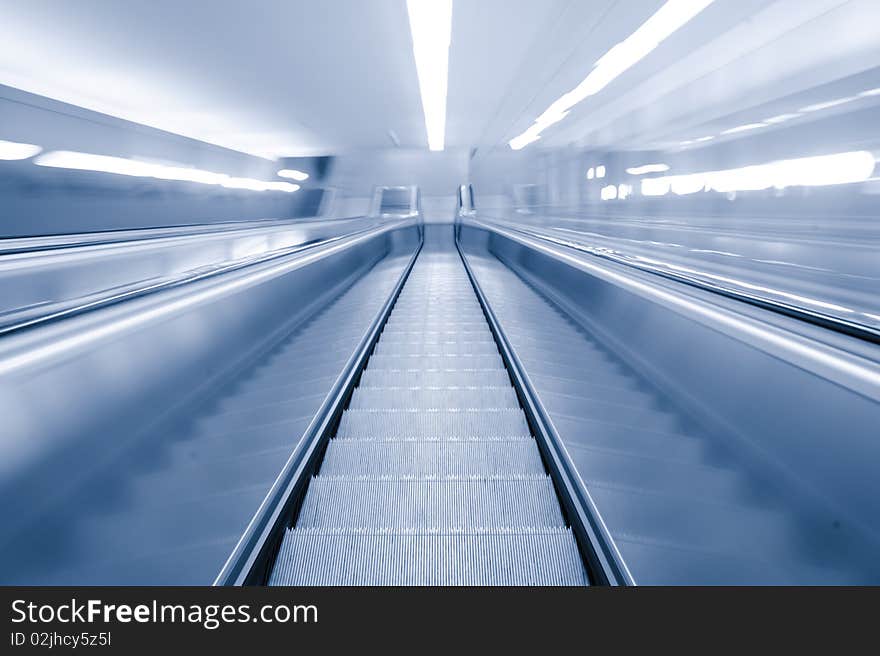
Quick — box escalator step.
[270,527,587,586]
[297,475,563,528]
[366,353,504,369]
[348,386,518,409]
[358,368,511,388]
[320,437,544,476]
[372,340,499,355]
[336,408,530,438]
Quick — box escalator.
[455,223,879,584]
[0,239,416,585]
[10,216,873,586]
[268,227,588,585]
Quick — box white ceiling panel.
[0,0,424,158]
[445,0,569,147]
[1,0,877,159]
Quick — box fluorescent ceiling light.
[680,136,715,146]
[509,131,540,151]
[799,96,856,113]
[586,167,595,179]
[670,175,704,195]
[220,177,299,192]
[721,123,766,135]
[508,0,713,150]
[641,177,670,196]
[626,163,670,175]
[269,182,300,192]
[600,184,617,200]
[406,0,453,151]
[596,165,606,178]
[639,150,875,197]
[763,113,800,124]
[0,139,42,160]
[859,87,880,97]
[34,151,299,192]
[277,169,309,181]
[617,183,632,200]
[152,166,228,185]
[36,151,165,178]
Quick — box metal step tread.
[348,386,519,409]
[296,474,564,529]
[359,368,511,388]
[270,527,587,586]
[379,329,493,337]
[320,438,544,476]
[373,341,499,355]
[366,353,504,369]
[336,408,531,438]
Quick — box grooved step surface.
[297,476,563,528]
[270,528,588,586]
[366,353,504,370]
[270,227,586,586]
[359,368,512,388]
[336,408,531,438]
[349,386,519,410]
[378,329,493,340]
[319,438,544,476]
[373,340,499,355]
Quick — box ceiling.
[1,0,877,160]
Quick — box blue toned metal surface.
[483,211,880,335]
[215,231,422,585]
[457,234,631,585]
[459,218,880,584]
[0,216,383,333]
[0,221,420,584]
[474,217,880,344]
[0,219,303,254]
[269,225,587,586]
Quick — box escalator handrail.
[470,215,880,346]
[0,220,404,338]
[0,215,375,256]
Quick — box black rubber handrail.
[0,223,390,338]
[213,233,423,586]
[455,221,634,586]
[473,216,880,346]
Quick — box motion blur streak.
[0,228,383,377]
[34,151,300,192]
[626,164,670,175]
[0,139,42,160]
[509,0,714,149]
[277,169,310,181]
[640,151,876,196]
